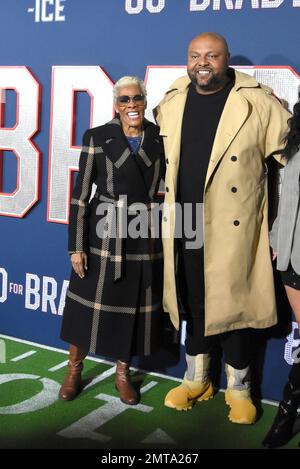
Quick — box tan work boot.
[225,389,257,424]
[115,360,139,405]
[225,363,256,424]
[165,380,214,411]
[165,352,213,410]
[58,344,87,401]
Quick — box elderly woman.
[262,100,300,448]
[59,76,165,405]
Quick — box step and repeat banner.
[0,0,300,400]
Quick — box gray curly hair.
[113,76,147,102]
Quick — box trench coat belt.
[94,191,153,284]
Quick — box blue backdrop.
[1,0,300,400]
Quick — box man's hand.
[71,252,88,278]
[272,249,277,261]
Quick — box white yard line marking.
[0,333,280,407]
[0,333,182,383]
[84,366,116,390]
[0,334,113,365]
[48,360,69,372]
[140,381,157,394]
[142,428,176,444]
[11,351,37,362]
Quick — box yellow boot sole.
[225,389,256,424]
[165,381,214,411]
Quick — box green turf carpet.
[0,334,299,450]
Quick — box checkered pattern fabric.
[61,119,165,361]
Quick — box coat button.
[163,216,167,222]
[166,158,169,164]
[166,186,169,192]
[231,187,237,193]
[233,220,240,226]
[231,156,237,161]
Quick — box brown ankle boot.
[115,360,139,405]
[58,345,87,401]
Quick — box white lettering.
[0,268,8,303]
[41,0,54,22]
[35,0,41,22]
[57,280,69,315]
[25,273,40,310]
[0,374,60,414]
[261,0,284,7]
[0,65,298,222]
[55,0,66,21]
[125,0,143,14]
[9,283,23,295]
[146,0,165,13]
[190,0,210,11]
[48,66,113,223]
[213,0,234,10]
[144,65,186,121]
[58,393,152,442]
[31,0,66,22]
[42,276,58,314]
[0,67,40,217]
[234,0,260,8]
[25,273,70,314]
[190,0,287,10]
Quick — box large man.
[155,33,290,424]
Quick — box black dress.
[60,118,165,361]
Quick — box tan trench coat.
[155,70,290,335]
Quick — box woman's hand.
[71,252,88,278]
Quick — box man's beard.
[188,70,227,92]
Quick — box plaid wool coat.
[60,118,165,361]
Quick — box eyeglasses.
[116,94,146,105]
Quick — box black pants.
[185,317,253,370]
[178,241,253,370]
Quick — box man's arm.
[264,94,290,163]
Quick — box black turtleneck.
[178,76,235,207]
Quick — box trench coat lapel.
[205,90,249,188]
